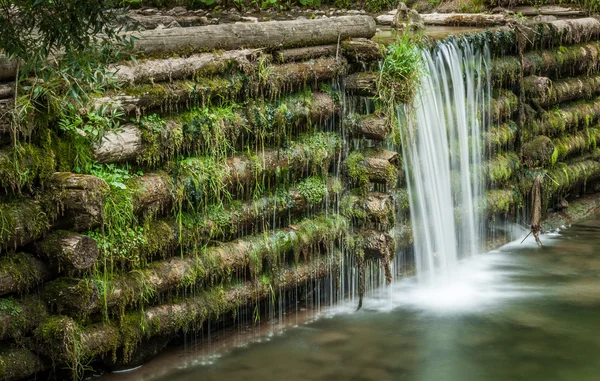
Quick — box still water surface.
[109,214,600,381]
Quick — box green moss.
[365,0,396,12]
[297,177,327,206]
[487,153,520,185]
[0,144,56,192]
[346,151,369,191]
[482,188,522,216]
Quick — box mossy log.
[97,57,345,116]
[546,159,600,195]
[359,229,395,260]
[75,177,341,270]
[528,17,600,48]
[34,255,338,366]
[120,132,340,219]
[43,215,348,317]
[0,345,46,381]
[420,12,508,26]
[33,231,99,274]
[131,172,173,217]
[0,144,57,192]
[483,188,522,217]
[345,148,401,188]
[344,72,377,97]
[259,57,348,98]
[341,191,396,228]
[486,121,518,154]
[553,128,600,161]
[522,136,557,168]
[340,38,382,63]
[0,296,47,340]
[486,152,520,186]
[526,74,600,107]
[0,199,54,251]
[0,252,53,296]
[491,40,600,87]
[92,75,246,117]
[275,45,338,63]
[130,16,376,54]
[346,113,390,141]
[526,96,600,138]
[491,89,518,122]
[48,173,110,231]
[93,92,338,164]
[113,49,258,87]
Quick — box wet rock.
[393,3,424,31]
[348,9,361,14]
[199,16,209,25]
[241,16,258,22]
[210,18,219,24]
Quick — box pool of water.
[104,213,600,381]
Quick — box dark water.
[109,214,600,381]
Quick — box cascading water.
[400,38,490,281]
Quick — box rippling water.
[103,212,600,381]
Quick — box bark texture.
[48,173,110,231]
[130,16,376,54]
[346,114,390,141]
[34,231,99,274]
[344,72,377,96]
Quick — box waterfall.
[400,38,490,280]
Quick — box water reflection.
[105,213,600,381]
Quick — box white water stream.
[400,38,490,281]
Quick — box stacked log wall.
[2,14,600,381]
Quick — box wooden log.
[526,96,600,138]
[130,16,376,55]
[33,231,99,274]
[345,148,401,188]
[77,177,341,271]
[0,252,53,296]
[131,172,173,217]
[553,128,600,161]
[0,345,46,381]
[0,296,47,340]
[346,113,390,141]
[484,188,522,217]
[112,49,258,87]
[93,92,338,164]
[485,121,518,154]
[522,136,556,168]
[263,57,348,97]
[421,12,509,26]
[360,229,395,260]
[275,45,338,63]
[486,152,520,186]
[510,5,586,17]
[546,159,600,195]
[341,191,396,228]
[98,58,344,116]
[92,75,246,117]
[0,144,56,192]
[42,215,348,317]
[48,173,110,231]
[344,72,377,96]
[491,41,600,87]
[491,89,518,122]
[35,255,338,366]
[0,199,54,251]
[340,38,382,63]
[526,74,600,107]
